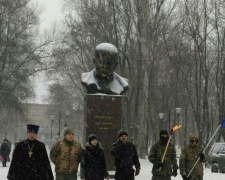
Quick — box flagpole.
[202,125,221,154]
[187,124,222,178]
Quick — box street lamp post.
[158,113,164,129]
[65,111,69,127]
[175,108,182,147]
[58,111,61,138]
[50,115,54,139]
[175,108,182,117]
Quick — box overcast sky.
[31,0,62,104]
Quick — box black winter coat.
[80,142,109,180]
[0,143,10,158]
[111,140,140,172]
[7,139,54,180]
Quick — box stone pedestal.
[84,94,122,170]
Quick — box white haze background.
[0,0,224,180]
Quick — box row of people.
[149,130,206,180]
[6,124,205,180]
[6,125,140,180]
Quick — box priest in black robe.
[7,124,54,180]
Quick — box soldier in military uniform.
[179,133,206,180]
[7,124,54,180]
[148,130,178,180]
[50,128,82,180]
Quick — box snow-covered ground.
[0,158,225,180]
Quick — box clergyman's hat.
[27,124,39,134]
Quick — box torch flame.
[171,125,182,134]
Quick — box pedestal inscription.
[84,94,122,170]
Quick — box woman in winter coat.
[80,134,109,180]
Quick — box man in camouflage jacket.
[179,133,206,180]
[149,130,178,180]
[50,128,82,180]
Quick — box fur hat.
[118,130,128,138]
[189,133,198,141]
[64,128,74,136]
[88,134,97,143]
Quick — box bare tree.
[0,0,57,136]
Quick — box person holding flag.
[180,118,225,180]
[148,129,178,180]
[179,133,206,180]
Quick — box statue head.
[93,43,118,81]
[81,42,128,95]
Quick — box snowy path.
[0,159,225,180]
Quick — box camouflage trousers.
[189,175,203,180]
[56,173,77,180]
[152,175,171,180]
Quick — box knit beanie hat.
[88,134,97,143]
[64,128,74,136]
[117,130,128,138]
[159,130,168,139]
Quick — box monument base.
[84,94,123,171]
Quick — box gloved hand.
[182,175,191,180]
[135,168,140,176]
[199,152,205,160]
[173,169,178,177]
[156,162,163,168]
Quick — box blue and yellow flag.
[221,117,225,128]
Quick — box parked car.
[206,143,225,173]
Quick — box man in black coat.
[111,130,141,180]
[7,124,54,180]
[0,139,11,167]
[80,134,109,180]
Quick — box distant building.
[10,103,53,142]
[23,103,52,142]
[24,103,49,126]
[2,103,83,144]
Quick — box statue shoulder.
[81,69,97,85]
[114,73,129,88]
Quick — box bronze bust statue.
[81,43,129,95]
